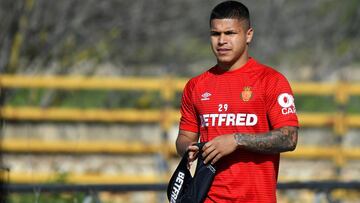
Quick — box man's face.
[210,18,253,67]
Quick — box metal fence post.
[333,81,349,174]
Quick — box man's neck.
[218,54,249,71]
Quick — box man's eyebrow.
[224,30,237,33]
[210,29,238,33]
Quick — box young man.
[176,1,299,202]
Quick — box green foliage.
[295,95,336,112]
[7,88,360,114]
[347,96,360,113]
[6,89,43,106]
[60,90,109,109]
[6,172,90,203]
[5,89,163,109]
[4,85,360,113]
[336,40,351,56]
[8,192,87,203]
[2,0,360,75]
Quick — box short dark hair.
[210,1,250,29]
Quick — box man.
[176,1,299,202]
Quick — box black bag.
[167,143,216,203]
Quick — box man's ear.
[246,27,254,44]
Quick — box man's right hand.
[176,130,200,168]
[187,144,199,169]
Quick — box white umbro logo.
[201,92,212,101]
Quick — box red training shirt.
[179,58,299,203]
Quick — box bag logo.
[241,86,252,102]
[207,165,216,174]
[170,171,185,202]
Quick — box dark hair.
[210,1,250,29]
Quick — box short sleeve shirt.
[179,58,299,203]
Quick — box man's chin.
[217,57,232,63]
[217,58,234,65]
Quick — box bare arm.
[234,126,298,154]
[176,130,199,157]
[202,126,298,164]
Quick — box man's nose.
[218,33,226,44]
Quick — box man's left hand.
[202,134,237,165]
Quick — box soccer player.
[175,1,299,202]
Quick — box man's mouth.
[217,48,231,55]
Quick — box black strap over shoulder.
[167,142,216,203]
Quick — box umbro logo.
[201,92,211,101]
